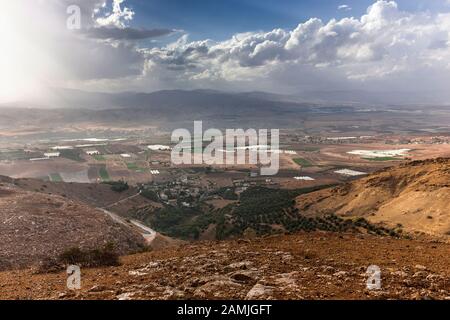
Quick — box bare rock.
[246,283,274,300]
[193,277,242,299]
[230,271,258,284]
[88,285,109,293]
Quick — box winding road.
[99,191,157,244]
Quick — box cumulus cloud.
[73,0,175,41]
[134,0,450,94]
[95,0,134,28]
[2,0,450,101]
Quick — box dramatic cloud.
[0,0,176,102]
[2,0,450,102]
[136,1,450,94]
[95,0,134,28]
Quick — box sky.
[1,0,450,102]
[130,0,450,40]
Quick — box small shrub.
[58,243,120,268]
[36,257,64,274]
[88,243,120,267]
[59,247,85,265]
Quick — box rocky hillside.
[296,158,450,239]
[0,232,448,300]
[0,180,145,271]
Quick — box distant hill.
[6,87,450,109]
[296,158,450,239]
[1,88,450,131]
[0,89,314,129]
[6,88,309,111]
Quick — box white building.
[294,176,315,181]
[86,150,100,155]
[334,169,367,176]
[148,145,171,151]
[44,152,60,158]
[51,146,73,150]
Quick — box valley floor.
[0,232,449,300]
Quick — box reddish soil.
[0,232,448,300]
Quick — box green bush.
[140,189,159,201]
[103,180,129,192]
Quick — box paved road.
[130,219,157,243]
[99,207,157,244]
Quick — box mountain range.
[1,89,450,132]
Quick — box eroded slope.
[0,181,145,270]
[296,158,450,238]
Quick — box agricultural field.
[126,162,147,172]
[60,170,90,183]
[59,149,85,162]
[296,146,320,152]
[93,155,106,161]
[0,150,42,161]
[126,162,139,170]
[293,158,313,167]
[49,173,62,182]
[0,130,448,192]
[99,167,110,182]
[347,149,411,159]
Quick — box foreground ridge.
[0,232,448,300]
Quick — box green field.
[49,173,63,182]
[298,146,320,152]
[93,155,106,161]
[126,162,145,172]
[293,158,313,167]
[363,157,400,162]
[126,162,138,170]
[60,149,84,162]
[99,167,110,181]
[0,150,41,161]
